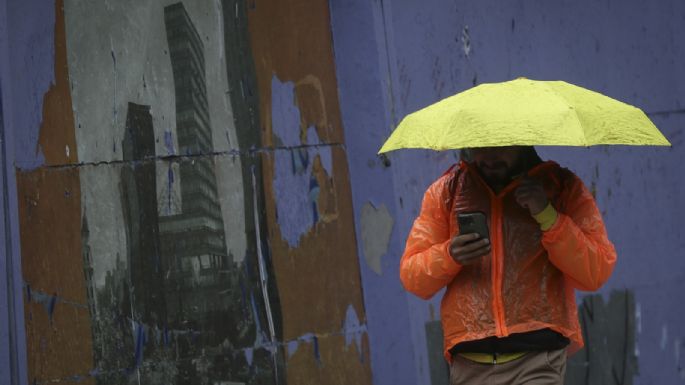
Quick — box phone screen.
[457,211,490,241]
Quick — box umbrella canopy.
[378,78,671,154]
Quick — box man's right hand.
[449,233,491,266]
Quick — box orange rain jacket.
[400,160,616,361]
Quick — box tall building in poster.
[120,102,167,326]
[162,2,232,326]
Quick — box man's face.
[469,146,526,185]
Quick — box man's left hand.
[515,177,548,215]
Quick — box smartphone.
[457,211,490,242]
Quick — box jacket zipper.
[465,161,539,338]
[491,197,508,337]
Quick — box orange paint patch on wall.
[311,153,338,224]
[260,148,364,336]
[248,0,345,146]
[247,0,371,383]
[38,0,78,166]
[17,166,93,384]
[285,333,371,385]
[17,0,92,382]
[17,167,85,302]
[23,301,94,385]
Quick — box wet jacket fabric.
[399,160,616,361]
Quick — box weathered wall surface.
[246,0,370,383]
[330,1,684,384]
[0,0,29,383]
[1,0,370,384]
[1,0,683,384]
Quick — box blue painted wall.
[0,0,31,385]
[0,0,37,383]
[330,1,685,384]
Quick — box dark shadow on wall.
[221,0,287,382]
[221,0,286,364]
[565,290,638,385]
[426,320,450,385]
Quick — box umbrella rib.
[544,82,588,147]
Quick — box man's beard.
[477,159,526,187]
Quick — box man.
[400,146,616,384]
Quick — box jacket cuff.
[533,202,559,231]
[442,240,462,274]
[541,212,569,243]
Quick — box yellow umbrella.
[378,78,671,154]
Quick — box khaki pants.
[449,349,567,385]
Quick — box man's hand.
[449,233,490,266]
[515,177,549,215]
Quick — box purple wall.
[2,0,54,170]
[0,0,43,383]
[330,0,685,384]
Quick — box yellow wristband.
[532,203,558,231]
